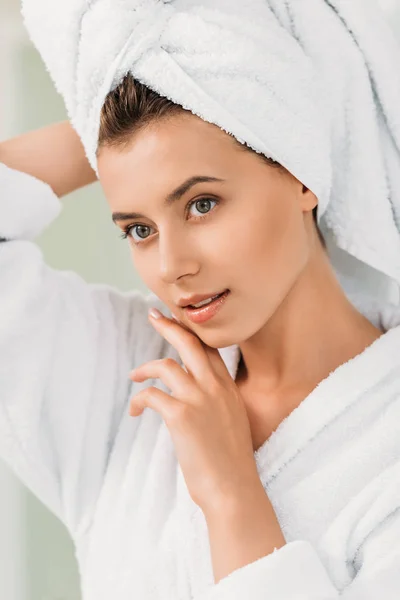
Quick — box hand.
[128,307,261,516]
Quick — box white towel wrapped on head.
[21,0,400,306]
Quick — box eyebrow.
[111,175,225,223]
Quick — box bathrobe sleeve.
[0,163,157,539]
[196,508,400,599]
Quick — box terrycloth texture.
[20,0,400,308]
[2,163,400,599]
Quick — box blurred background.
[0,0,400,598]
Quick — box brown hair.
[99,72,325,249]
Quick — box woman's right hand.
[0,121,97,197]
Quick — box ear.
[300,184,318,212]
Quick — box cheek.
[234,204,307,291]
[131,251,159,291]
[225,208,275,265]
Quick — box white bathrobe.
[1,162,400,600]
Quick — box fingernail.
[149,307,163,319]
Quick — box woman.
[2,1,400,599]
[1,72,400,599]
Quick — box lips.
[178,289,229,308]
[187,290,226,308]
[183,289,231,324]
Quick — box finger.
[171,313,231,380]
[129,358,196,402]
[129,386,181,419]
[202,345,232,380]
[148,309,215,384]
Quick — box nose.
[158,231,199,284]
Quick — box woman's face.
[97,112,318,349]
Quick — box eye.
[119,223,154,243]
[187,197,218,219]
[119,196,220,245]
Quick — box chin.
[192,328,239,350]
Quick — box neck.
[236,254,384,398]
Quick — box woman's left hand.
[128,307,261,517]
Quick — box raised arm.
[0,135,168,538]
[0,121,97,197]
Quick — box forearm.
[0,121,97,197]
[204,485,287,585]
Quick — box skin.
[0,122,97,197]
[97,111,384,436]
